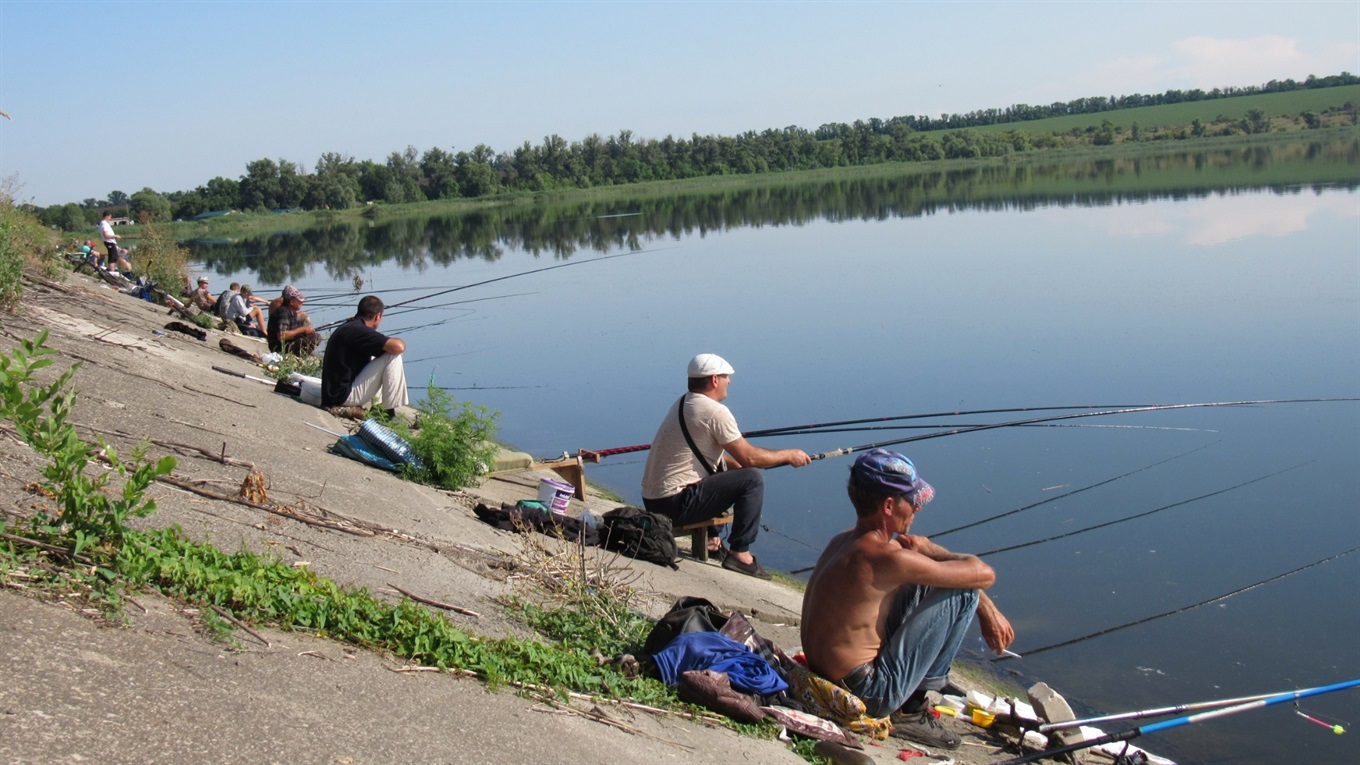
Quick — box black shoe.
[721,553,772,580]
[890,706,960,750]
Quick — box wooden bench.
[674,513,733,562]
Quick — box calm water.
[193,144,1360,764]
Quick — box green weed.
[391,382,499,490]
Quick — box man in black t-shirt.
[320,295,409,416]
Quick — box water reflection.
[188,138,1360,285]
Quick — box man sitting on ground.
[640,353,810,579]
[801,449,1014,750]
[225,285,267,337]
[320,295,408,418]
[190,277,216,312]
[215,282,240,320]
[267,285,319,356]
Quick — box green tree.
[107,190,129,207]
[239,158,281,210]
[129,188,171,223]
[420,147,460,200]
[1093,120,1117,146]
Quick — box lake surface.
[191,140,1360,765]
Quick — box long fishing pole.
[932,442,1216,539]
[975,461,1308,556]
[316,245,668,331]
[744,403,1158,438]
[1020,542,1360,658]
[755,422,1211,437]
[995,679,1360,765]
[1038,679,1359,732]
[804,399,1358,461]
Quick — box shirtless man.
[801,449,1014,749]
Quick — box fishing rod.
[932,442,1216,539]
[315,245,668,331]
[1020,542,1360,657]
[572,398,1354,464]
[743,403,1159,438]
[994,679,1360,765]
[754,422,1211,437]
[975,461,1308,556]
[803,399,1358,462]
[1038,679,1358,732]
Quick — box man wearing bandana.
[801,449,1014,750]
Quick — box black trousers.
[643,468,764,553]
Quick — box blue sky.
[2,0,1357,207]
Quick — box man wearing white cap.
[641,353,811,579]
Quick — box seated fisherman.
[801,449,1014,750]
[190,277,216,312]
[225,285,267,337]
[320,295,408,417]
[267,285,319,356]
[640,353,810,579]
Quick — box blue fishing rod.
[995,679,1360,765]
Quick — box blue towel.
[652,631,788,696]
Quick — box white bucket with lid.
[537,478,574,514]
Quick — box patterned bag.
[779,653,892,740]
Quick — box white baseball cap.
[687,353,735,377]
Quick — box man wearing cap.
[267,285,319,356]
[190,277,216,312]
[800,450,1014,750]
[641,353,811,579]
[321,295,408,417]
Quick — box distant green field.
[936,84,1360,136]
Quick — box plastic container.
[291,373,323,407]
[538,478,574,514]
[971,708,996,728]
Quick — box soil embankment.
[1,270,1090,765]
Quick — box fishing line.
[316,245,671,331]
[1295,708,1347,735]
[977,461,1309,556]
[932,442,1217,539]
[759,523,824,551]
[803,399,1358,461]
[1020,542,1360,657]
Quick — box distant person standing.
[321,295,409,417]
[98,212,120,265]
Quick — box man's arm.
[722,436,811,469]
[382,337,405,355]
[280,324,316,342]
[977,592,1015,653]
[895,534,996,589]
[901,535,1014,650]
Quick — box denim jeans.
[840,585,978,718]
[642,467,764,553]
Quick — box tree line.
[33,73,1358,227]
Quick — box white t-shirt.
[641,392,742,499]
[99,219,116,240]
[225,294,250,323]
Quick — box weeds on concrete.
[390,382,499,490]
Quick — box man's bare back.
[801,527,910,680]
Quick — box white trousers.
[343,353,409,409]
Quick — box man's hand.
[977,592,1015,653]
[897,534,948,559]
[785,449,812,468]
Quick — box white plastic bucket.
[537,478,574,514]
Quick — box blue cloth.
[652,631,788,696]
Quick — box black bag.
[641,595,729,656]
[599,506,680,569]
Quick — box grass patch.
[388,383,499,491]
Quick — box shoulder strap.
[676,394,717,476]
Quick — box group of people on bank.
[184,267,1009,748]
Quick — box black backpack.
[599,506,680,569]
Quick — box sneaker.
[721,552,772,580]
[706,542,729,564]
[890,707,961,750]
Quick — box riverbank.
[0,268,1152,765]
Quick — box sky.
[1,0,1357,208]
